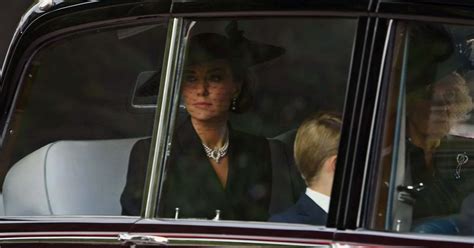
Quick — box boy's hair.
[294,112,342,185]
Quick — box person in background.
[407,71,474,234]
[269,112,342,225]
[403,23,474,222]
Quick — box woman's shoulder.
[231,128,269,145]
[230,128,271,159]
[128,137,152,170]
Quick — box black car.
[0,0,474,247]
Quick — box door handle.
[397,182,424,194]
[396,182,425,205]
[118,233,169,246]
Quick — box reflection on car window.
[0,23,167,216]
[121,18,356,223]
[375,21,474,236]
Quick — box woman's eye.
[208,74,223,82]
[183,75,197,83]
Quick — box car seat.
[2,138,145,216]
[268,129,305,215]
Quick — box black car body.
[0,0,474,247]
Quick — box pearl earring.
[231,97,237,111]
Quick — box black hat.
[405,23,455,93]
[185,21,285,67]
[136,21,285,97]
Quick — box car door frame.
[127,1,384,246]
[335,0,474,247]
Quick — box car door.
[121,0,381,246]
[0,0,172,247]
[333,0,474,247]
[9,0,474,247]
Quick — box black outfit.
[408,137,474,221]
[120,118,272,221]
[458,193,474,235]
[268,193,327,225]
[268,132,305,215]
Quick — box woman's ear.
[233,81,242,98]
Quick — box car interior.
[1,14,474,238]
[0,23,167,215]
[377,22,474,235]
[0,19,355,221]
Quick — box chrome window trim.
[384,21,409,231]
[0,232,120,245]
[143,17,185,218]
[0,235,331,247]
[335,229,474,244]
[1,229,474,246]
[118,232,332,247]
[136,217,339,230]
[152,237,329,247]
[171,10,366,18]
[376,13,474,26]
[0,230,332,247]
[0,237,118,245]
[357,19,393,227]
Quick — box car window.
[372,21,474,236]
[0,21,168,216]
[121,18,357,224]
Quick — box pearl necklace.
[202,135,229,163]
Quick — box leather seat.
[268,130,305,215]
[2,138,144,216]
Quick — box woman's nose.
[196,80,209,96]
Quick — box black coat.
[121,119,272,221]
[268,193,327,225]
[408,136,474,220]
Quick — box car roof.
[380,0,474,7]
[2,0,474,87]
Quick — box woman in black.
[404,23,474,224]
[121,26,284,221]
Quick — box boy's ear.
[328,155,337,172]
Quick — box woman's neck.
[407,121,441,151]
[407,121,440,169]
[191,118,228,148]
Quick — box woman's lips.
[194,102,212,107]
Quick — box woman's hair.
[294,112,342,186]
[431,72,473,122]
[406,23,454,93]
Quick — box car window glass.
[373,21,474,236]
[121,18,357,224]
[0,22,167,216]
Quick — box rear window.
[372,21,474,237]
[0,21,168,216]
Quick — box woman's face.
[181,59,241,123]
[407,72,473,144]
